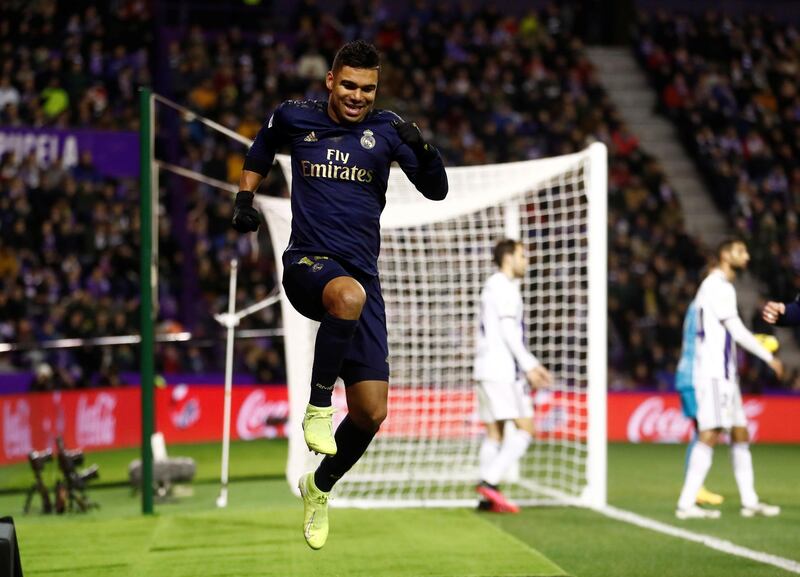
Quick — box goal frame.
[260,143,607,509]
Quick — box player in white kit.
[474,239,552,513]
[675,239,783,519]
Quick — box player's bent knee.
[350,407,387,434]
[323,278,366,319]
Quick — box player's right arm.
[232,104,290,233]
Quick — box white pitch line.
[597,504,800,575]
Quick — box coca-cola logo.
[627,397,693,443]
[2,399,33,458]
[627,397,766,443]
[236,390,289,440]
[76,393,117,447]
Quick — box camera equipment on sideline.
[23,449,53,514]
[54,437,100,513]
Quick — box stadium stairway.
[587,46,800,362]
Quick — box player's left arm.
[723,316,773,363]
[713,283,780,376]
[722,315,783,377]
[714,284,771,361]
[391,119,448,200]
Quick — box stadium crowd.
[634,10,800,344]
[3,0,788,392]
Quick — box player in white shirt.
[474,239,552,513]
[675,239,783,520]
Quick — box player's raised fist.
[232,191,260,233]
[391,119,437,163]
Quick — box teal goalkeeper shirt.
[675,300,696,393]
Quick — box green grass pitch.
[1,441,799,577]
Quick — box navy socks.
[314,416,376,492]
[309,313,358,407]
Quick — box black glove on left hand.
[391,120,438,164]
[231,191,260,233]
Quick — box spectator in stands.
[1,1,711,392]
[635,9,800,389]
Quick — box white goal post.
[258,143,607,509]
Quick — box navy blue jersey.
[780,294,800,326]
[244,99,448,276]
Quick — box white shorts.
[477,379,533,423]
[695,377,747,431]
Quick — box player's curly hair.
[332,40,381,72]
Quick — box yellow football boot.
[302,404,337,455]
[298,472,330,550]
[696,486,724,506]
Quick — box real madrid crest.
[360,129,376,150]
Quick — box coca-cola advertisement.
[2,397,33,460]
[2,387,799,464]
[0,385,289,464]
[236,389,290,440]
[156,385,290,443]
[608,392,800,443]
[0,389,140,464]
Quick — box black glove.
[231,191,260,232]
[391,120,438,164]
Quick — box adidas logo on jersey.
[304,131,318,142]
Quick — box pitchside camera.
[75,464,100,487]
[57,443,99,488]
[24,448,54,514]
[54,437,100,512]
[28,449,52,471]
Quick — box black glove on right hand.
[231,191,260,233]
[391,120,438,164]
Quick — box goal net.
[258,143,607,509]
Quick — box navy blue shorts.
[282,252,389,386]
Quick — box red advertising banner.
[2,387,799,464]
[606,392,800,443]
[157,384,289,443]
[0,386,289,465]
[1,389,141,464]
